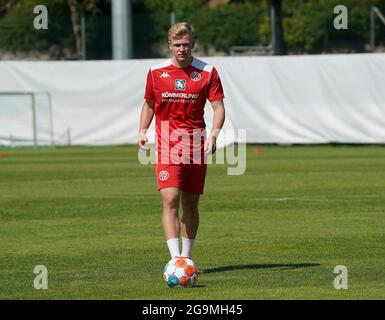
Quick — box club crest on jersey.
[190,71,201,82]
[159,170,169,181]
[175,79,186,90]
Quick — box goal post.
[0,91,54,148]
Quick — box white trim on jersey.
[151,59,172,71]
[191,57,213,73]
[150,57,213,73]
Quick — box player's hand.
[138,131,149,151]
[204,135,217,155]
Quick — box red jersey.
[144,57,224,164]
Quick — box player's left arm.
[205,99,225,155]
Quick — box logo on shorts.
[190,71,201,82]
[159,170,169,181]
[175,79,186,90]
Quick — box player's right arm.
[138,99,154,151]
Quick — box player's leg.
[160,187,180,239]
[156,163,183,258]
[180,163,207,258]
[160,187,181,258]
[181,191,200,258]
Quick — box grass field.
[0,144,384,300]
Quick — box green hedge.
[190,3,269,54]
[1,0,385,58]
[284,0,385,53]
[0,0,73,52]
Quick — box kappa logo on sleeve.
[175,79,186,90]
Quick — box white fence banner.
[1,53,385,146]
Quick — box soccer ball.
[163,257,199,288]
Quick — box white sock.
[166,238,180,258]
[181,237,195,258]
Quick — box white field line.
[255,195,383,202]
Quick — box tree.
[0,0,19,17]
[68,0,83,59]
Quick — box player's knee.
[182,199,199,213]
[162,194,179,209]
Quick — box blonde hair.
[168,22,195,43]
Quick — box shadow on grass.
[201,263,320,274]
[189,284,207,288]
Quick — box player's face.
[169,34,195,66]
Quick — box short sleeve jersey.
[144,57,224,161]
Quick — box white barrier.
[1,53,384,146]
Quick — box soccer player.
[138,22,225,260]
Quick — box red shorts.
[155,163,207,195]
